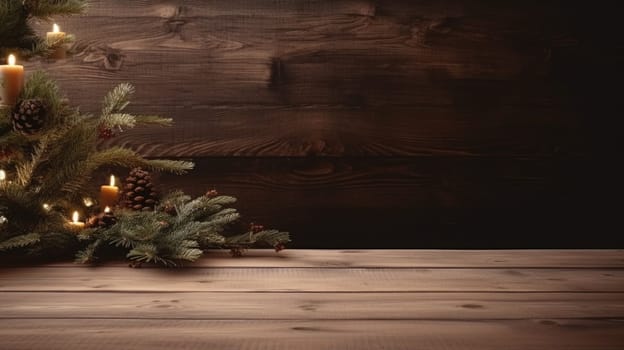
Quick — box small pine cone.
[250,223,264,233]
[205,189,219,198]
[12,99,48,134]
[163,204,177,216]
[123,168,159,211]
[274,243,286,252]
[86,211,118,229]
[98,125,115,139]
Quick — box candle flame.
[104,206,111,213]
[72,211,79,223]
[83,197,94,207]
[0,170,5,181]
[8,54,15,66]
[43,203,51,211]
[53,23,60,33]
[110,175,116,187]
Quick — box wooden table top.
[1,249,623,349]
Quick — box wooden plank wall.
[23,0,623,248]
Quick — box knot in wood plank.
[80,44,124,71]
[165,6,189,34]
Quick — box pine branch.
[102,83,134,117]
[0,233,40,251]
[15,137,50,187]
[20,71,71,125]
[145,159,195,174]
[127,243,176,266]
[59,147,193,195]
[169,247,203,262]
[225,230,291,248]
[101,113,173,131]
[74,238,101,264]
[26,0,88,19]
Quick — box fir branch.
[101,114,173,131]
[225,229,291,248]
[101,113,136,130]
[0,1,36,55]
[127,243,176,266]
[158,190,191,208]
[26,0,88,19]
[74,238,101,264]
[206,211,240,227]
[169,247,203,262]
[20,71,71,125]
[60,147,193,195]
[0,233,40,251]
[102,83,134,117]
[144,159,195,174]
[15,137,50,187]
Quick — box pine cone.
[0,147,14,161]
[162,203,177,216]
[12,99,48,134]
[98,125,115,139]
[86,210,117,229]
[123,168,159,211]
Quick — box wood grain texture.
[22,0,595,158]
[152,157,613,248]
[1,319,623,350]
[1,250,622,349]
[2,292,623,320]
[16,0,622,246]
[1,267,622,292]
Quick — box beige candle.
[69,211,85,230]
[46,24,67,59]
[100,175,119,208]
[0,54,25,107]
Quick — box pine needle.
[0,233,40,251]
[102,83,134,116]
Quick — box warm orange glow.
[7,54,15,66]
[53,23,60,33]
[110,175,116,187]
[72,211,79,223]
[104,206,111,213]
[0,170,5,181]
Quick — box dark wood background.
[24,0,623,248]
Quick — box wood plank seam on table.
[2,250,623,268]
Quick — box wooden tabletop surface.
[1,249,623,349]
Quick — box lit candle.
[46,23,67,59]
[100,175,119,208]
[104,206,111,213]
[0,169,6,189]
[69,211,85,230]
[0,54,25,107]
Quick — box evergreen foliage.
[1,1,290,265]
[76,191,289,266]
[0,73,290,266]
[0,0,86,59]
